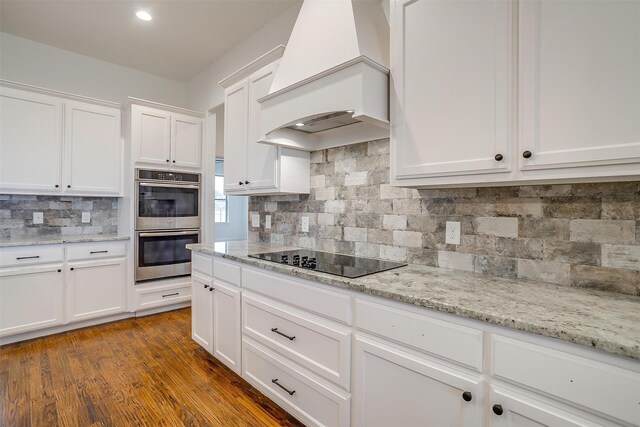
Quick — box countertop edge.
[0,235,131,247]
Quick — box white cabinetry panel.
[171,113,202,169]
[353,335,482,427]
[134,106,172,166]
[64,101,122,195]
[0,265,65,336]
[213,280,242,374]
[0,88,63,193]
[66,258,127,322]
[247,62,279,191]
[519,0,640,176]
[191,273,213,353]
[223,80,249,193]
[392,0,513,179]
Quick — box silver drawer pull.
[90,250,108,254]
[271,379,295,396]
[162,292,179,298]
[16,255,40,260]
[271,328,295,341]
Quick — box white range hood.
[257,0,390,152]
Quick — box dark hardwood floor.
[0,308,304,427]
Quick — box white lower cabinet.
[190,256,242,374]
[488,386,607,427]
[212,280,241,374]
[353,335,482,427]
[66,258,127,322]
[199,257,639,427]
[243,337,351,427]
[191,274,213,353]
[0,265,65,336]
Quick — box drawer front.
[491,335,640,425]
[66,241,127,261]
[192,253,213,277]
[355,298,483,371]
[213,258,240,285]
[242,267,351,324]
[243,293,351,389]
[136,284,191,310]
[242,338,351,427]
[0,245,64,267]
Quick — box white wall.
[186,4,300,112]
[0,32,188,107]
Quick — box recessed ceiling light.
[295,122,305,127]
[135,10,152,21]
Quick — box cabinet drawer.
[355,298,483,371]
[66,241,127,261]
[491,335,640,425]
[243,293,351,389]
[242,267,351,324]
[0,245,64,267]
[135,284,191,310]
[242,338,351,427]
[213,258,240,285]
[192,253,213,277]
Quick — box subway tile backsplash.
[249,138,640,296]
[0,195,118,240]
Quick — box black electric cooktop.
[248,249,407,278]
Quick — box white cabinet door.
[133,105,172,166]
[0,265,64,336]
[213,280,241,374]
[246,62,279,191]
[191,275,213,353]
[392,0,513,180]
[66,258,127,322]
[519,0,640,176]
[223,80,249,193]
[0,88,63,193]
[64,101,122,195]
[171,113,202,169]
[353,335,482,427]
[489,386,604,427]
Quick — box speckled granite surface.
[188,241,640,360]
[0,234,130,247]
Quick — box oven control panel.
[137,169,200,183]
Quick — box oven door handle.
[138,182,200,189]
[138,230,200,237]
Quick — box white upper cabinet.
[221,55,310,195]
[518,0,640,179]
[223,80,249,193]
[392,0,513,181]
[246,62,279,191]
[0,83,122,195]
[391,0,640,187]
[64,101,122,195]
[0,87,63,193]
[131,102,203,170]
[135,106,172,165]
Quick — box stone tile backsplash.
[249,139,640,296]
[0,195,118,240]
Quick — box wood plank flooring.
[0,308,304,427]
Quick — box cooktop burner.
[248,249,407,278]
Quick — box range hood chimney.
[257,0,390,151]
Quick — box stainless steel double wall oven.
[135,169,200,282]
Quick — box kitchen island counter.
[188,241,640,360]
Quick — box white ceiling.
[0,0,302,82]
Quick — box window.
[214,174,228,223]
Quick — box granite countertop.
[188,241,640,361]
[0,234,131,247]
